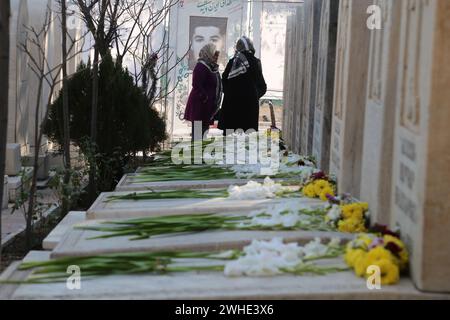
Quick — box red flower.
[385,242,402,259]
[369,224,400,238]
[311,171,327,181]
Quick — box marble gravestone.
[7,0,30,153]
[87,194,322,220]
[283,7,305,154]
[6,143,21,176]
[3,251,450,300]
[115,174,284,192]
[390,0,450,293]
[360,0,402,225]
[300,0,323,157]
[42,211,86,250]
[282,14,294,149]
[329,0,371,198]
[51,226,353,258]
[292,7,305,155]
[312,0,339,172]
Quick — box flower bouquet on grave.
[77,201,333,241]
[8,238,348,284]
[344,227,409,285]
[301,171,337,201]
[323,193,371,234]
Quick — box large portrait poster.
[168,0,245,138]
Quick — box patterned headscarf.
[198,43,218,71]
[235,36,255,54]
[228,36,255,79]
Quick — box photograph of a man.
[189,16,228,70]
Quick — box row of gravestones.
[282,0,450,292]
[1,143,52,211]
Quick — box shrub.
[44,54,167,191]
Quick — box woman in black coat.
[218,36,267,133]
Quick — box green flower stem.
[2,246,348,285]
[106,189,230,202]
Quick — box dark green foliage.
[44,54,167,191]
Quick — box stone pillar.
[391,0,450,292]
[312,0,339,171]
[292,6,305,154]
[26,0,54,156]
[300,0,322,156]
[7,0,30,154]
[282,14,295,148]
[6,143,21,176]
[329,0,371,198]
[360,0,402,225]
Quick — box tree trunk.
[0,0,11,264]
[61,0,72,214]
[88,47,99,201]
[26,73,44,250]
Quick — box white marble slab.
[42,211,86,250]
[87,195,322,220]
[115,174,276,192]
[51,224,353,258]
[4,251,449,300]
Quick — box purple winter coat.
[184,62,218,124]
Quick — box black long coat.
[218,52,267,132]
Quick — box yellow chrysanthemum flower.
[313,179,332,195]
[354,254,369,277]
[303,183,316,198]
[365,247,395,266]
[345,248,366,268]
[341,204,354,218]
[338,218,367,233]
[319,186,335,201]
[341,204,364,220]
[371,259,400,285]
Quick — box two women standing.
[184,36,266,140]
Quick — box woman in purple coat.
[184,44,222,141]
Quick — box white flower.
[224,237,342,277]
[280,213,299,228]
[224,238,304,277]
[301,238,329,259]
[227,178,286,200]
[326,205,342,222]
[243,201,323,228]
[328,238,341,248]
